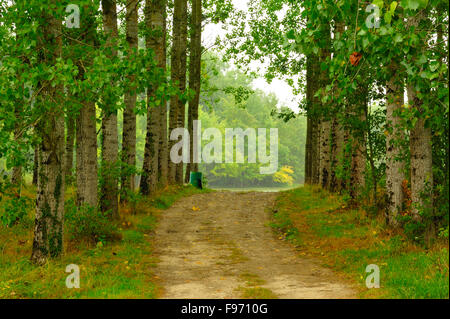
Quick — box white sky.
[202,0,301,113]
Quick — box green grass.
[236,272,277,299]
[0,185,207,299]
[149,185,213,209]
[213,184,300,193]
[239,272,266,287]
[237,286,278,299]
[272,186,449,299]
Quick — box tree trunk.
[306,54,321,185]
[121,0,139,199]
[64,114,75,182]
[304,116,312,185]
[367,109,378,204]
[318,26,331,189]
[185,0,202,183]
[329,21,345,192]
[74,4,99,209]
[319,119,331,189]
[31,8,65,265]
[141,102,160,195]
[76,100,98,208]
[11,165,22,188]
[175,0,188,185]
[168,0,181,184]
[32,147,38,186]
[304,55,313,185]
[408,87,433,220]
[349,84,367,205]
[168,0,187,185]
[312,124,321,185]
[385,60,405,227]
[101,0,119,218]
[158,6,169,187]
[407,10,434,241]
[141,0,167,195]
[330,117,345,192]
[11,104,22,187]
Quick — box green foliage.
[400,215,426,244]
[0,185,203,298]
[64,199,121,244]
[274,186,449,298]
[198,53,306,188]
[438,226,449,239]
[0,0,175,179]
[221,0,449,237]
[0,195,32,228]
[0,177,33,227]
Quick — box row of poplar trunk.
[304,16,434,234]
[27,0,202,265]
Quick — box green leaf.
[390,1,398,12]
[429,62,439,72]
[373,0,384,9]
[363,37,370,49]
[418,54,427,64]
[385,12,393,24]
[393,33,403,43]
[286,29,296,40]
[401,0,428,10]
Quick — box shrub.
[438,226,449,239]
[0,194,32,227]
[65,199,121,244]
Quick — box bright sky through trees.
[203,0,301,112]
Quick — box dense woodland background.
[0,0,448,268]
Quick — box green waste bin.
[190,172,203,189]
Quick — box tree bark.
[407,10,434,240]
[175,0,188,184]
[74,4,99,209]
[385,60,405,227]
[319,120,331,189]
[329,21,345,192]
[168,0,186,184]
[318,26,331,189]
[141,0,167,195]
[31,8,65,265]
[331,116,346,192]
[185,0,202,183]
[348,84,367,205]
[76,100,98,208]
[64,114,75,181]
[306,54,321,185]
[11,159,22,187]
[158,6,169,187]
[408,87,433,220]
[121,0,139,199]
[11,104,22,187]
[304,116,312,185]
[101,0,119,218]
[32,147,38,186]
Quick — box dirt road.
[153,191,356,299]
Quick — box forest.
[0,0,448,300]
[196,54,306,188]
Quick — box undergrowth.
[272,186,449,299]
[0,184,207,299]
